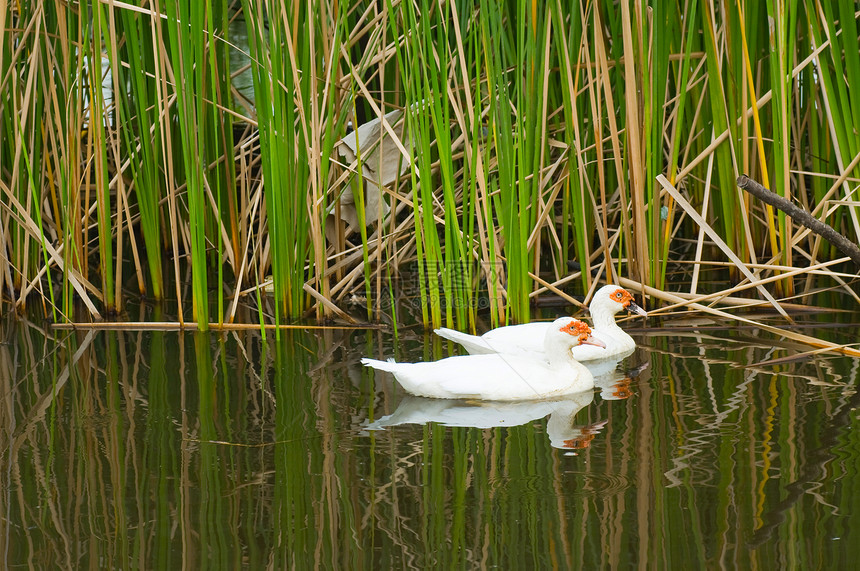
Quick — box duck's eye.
[615,292,623,299]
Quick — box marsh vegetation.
[1,1,858,344]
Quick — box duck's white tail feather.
[433,328,496,355]
[361,357,399,372]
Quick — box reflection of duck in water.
[563,420,608,450]
[363,391,606,451]
[584,348,649,401]
[434,284,647,361]
[362,318,604,401]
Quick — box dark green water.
[2,314,860,568]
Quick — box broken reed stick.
[50,322,381,331]
[736,174,860,267]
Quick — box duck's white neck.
[544,333,579,368]
[590,303,622,330]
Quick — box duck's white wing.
[479,322,552,355]
[436,322,552,357]
[433,328,496,354]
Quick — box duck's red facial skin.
[560,320,606,348]
[560,319,591,342]
[611,288,633,307]
[611,288,648,317]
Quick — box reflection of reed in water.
[645,325,860,556]
[3,323,860,568]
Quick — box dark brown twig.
[736,174,860,267]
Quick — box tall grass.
[0,1,859,328]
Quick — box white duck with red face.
[434,284,646,361]
[361,318,605,401]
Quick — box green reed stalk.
[804,58,831,259]
[242,0,282,326]
[700,4,749,270]
[738,2,784,269]
[645,0,674,291]
[467,14,505,327]
[17,122,59,320]
[479,0,523,323]
[98,2,137,314]
[617,0,650,287]
[588,3,631,285]
[430,4,468,329]
[662,0,700,290]
[39,1,83,317]
[115,6,164,300]
[349,94,373,322]
[552,1,593,292]
[512,1,546,321]
[164,0,210,328]
[309,2,346,322]
[204,0,234,325]
[59,16,82,315]
[243,0,328,326]
[89,3,116,314]
[766,0,798,291]
[387,0,442,327]
[510,0,546,321]
[805,0,860,237]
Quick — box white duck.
[434,284,646,361]
[361,317,605,401]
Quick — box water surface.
[2,315,859,568]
